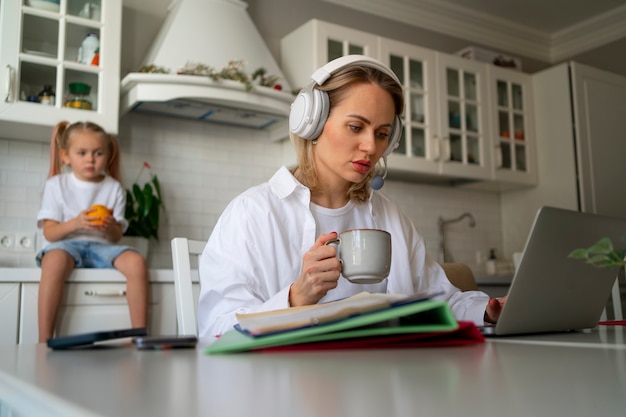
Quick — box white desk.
[1,327,625,417]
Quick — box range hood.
[120,0,294,138]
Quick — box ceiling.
[322,0,626,63]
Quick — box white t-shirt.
[37,172,128,246]
[198,166,489,337]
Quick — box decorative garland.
[138,59,283,92]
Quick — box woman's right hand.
[289,232,342,307]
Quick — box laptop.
[481,206,626,336]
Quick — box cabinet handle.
[495,144,503,168]
[431,135,441,161]
[84,289,127,297]
[443,137,451,162]
[4,65,14,102]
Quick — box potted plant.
[123,162,165,256]
[569,237,626,268]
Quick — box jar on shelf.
[65,82,93,110]
[38,85,55,105]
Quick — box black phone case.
[47,327,148,350]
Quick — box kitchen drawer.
[0,283,20,344]
[19,282,176,344]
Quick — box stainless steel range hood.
[119,0,293,138]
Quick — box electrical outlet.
[15,233,36,253]
[0,233,15,251]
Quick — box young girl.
[36,121,148,342]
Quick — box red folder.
[257,321,484,352]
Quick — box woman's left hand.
[484,296,507,324]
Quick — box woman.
[198,55,504,338]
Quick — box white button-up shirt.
[198,166,489,337]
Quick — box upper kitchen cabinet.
[434,52,491,181]
[487,66,537,189]
[280,19,380,91]
[0,0,121,142]
[379,39,441,178]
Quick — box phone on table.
[132,335,198,350]
[47,327,148,350]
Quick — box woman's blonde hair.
[290,64,404,203]
[48,121,121,181]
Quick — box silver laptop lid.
[494,206,625,335]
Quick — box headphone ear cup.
[382,116,403,158]
[289,87,329,140]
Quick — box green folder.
[206,298,460,354]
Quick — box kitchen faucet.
[438,212,476,262]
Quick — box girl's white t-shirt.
[37,172,128,246]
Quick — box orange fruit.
[89,205,111,225]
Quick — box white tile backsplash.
[0,113,502,270]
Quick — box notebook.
[482,206,626,336]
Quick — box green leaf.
[587,237,613,255]
[568,248,589,259]
[569,236,626,270]
[141,183,154,218]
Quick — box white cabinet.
[0,0,121,142]
[380,39,440,177]
[501,62,626,257]
[281,20,520,186]
[487,66,537,188]
[0,283,20,345]
[280,19,380,90]
[19,279,177,344]
[434,52,491,181]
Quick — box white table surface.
[1,326,625,417]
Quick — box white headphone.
[288,55,403,159]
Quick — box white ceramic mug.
[326,229,392,284]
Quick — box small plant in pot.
[124,161,165,241]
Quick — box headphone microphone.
[370,157,388,191]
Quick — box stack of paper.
[206,292,484,354]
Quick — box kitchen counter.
[0,268,198,283]
[474,274,513,285]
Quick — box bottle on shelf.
[38,85,55,105]
[78,33,99,65]
[486,249,497,275]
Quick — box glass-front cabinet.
[280,19,380,91]
[488,66,537,186]
[435,52,491,181]
[0,0,121,142]
[380,39,440,177]
[280,19,536,189]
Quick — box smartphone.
[132,335,198,350]
[47,327,148,350]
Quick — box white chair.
[170,237,205,336]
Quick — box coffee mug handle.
[324,238,340,246]
[324,238,343,267]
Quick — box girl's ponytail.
[107,134,121,182]
[48,121,69,178]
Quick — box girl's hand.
[289,232,341,307]
[75,208,102,231]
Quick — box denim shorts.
[36,240,137,268]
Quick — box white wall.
[0,112,502,270]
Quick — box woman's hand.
[289,232,341,307]
[484,296,507,324]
